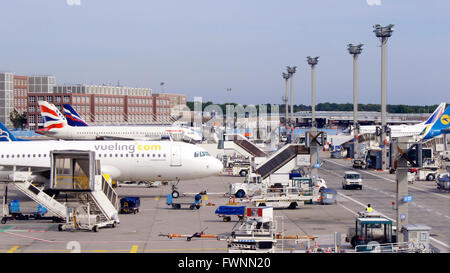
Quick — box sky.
[1,0,449,106]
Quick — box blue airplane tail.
[0,121,25,142]
[422,106,450,140]
[63,104,89,127]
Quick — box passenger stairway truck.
[223,134,267,158]
[1,168,67,222]
[50,150,120,232]
[229,144,310,198]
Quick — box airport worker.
[366,204,373,213]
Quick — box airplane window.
[27,154,30,157]
[12,155,15,158]
[152,154,155,158]
[110,154,113,157]
[1,155,3,158]
[33,154,36,157]
[22,154,25,158]
[99,154,101,158]
[44,154,47,157]
[158,154,161,157]
[126,154,129,157]
[38,154,41,157]
[131,154,134,157]
[115,154,118,157]
[163,154,166,158]
[120,154,123,157]
[17,154,20,158]
[6,155,9,158]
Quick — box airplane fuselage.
[0,140,222,181]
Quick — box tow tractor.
[346,211,397,251]
[229,173,266,198]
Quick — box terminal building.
[0,72,187,129]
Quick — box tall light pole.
[287,66,297,138]
[347,44,363,159]
[282,72,290,129]
[307,56,319,183]
[307,57,319,129]
[373,24,394,170]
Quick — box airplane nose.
[209,158,223,175]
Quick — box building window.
[29,96,36,103]
[55,96,61,103]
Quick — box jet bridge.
[50,150,120,228]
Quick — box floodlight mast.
[347,44,363,160]
[286,66,297,128]
[373,24,394,170]
[307,57,319,129]
[282,72,290,129]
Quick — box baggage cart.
[166,194,202,210]
[120,197,141,214]
[215,206,246,222]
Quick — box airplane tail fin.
[63,104,89,127]
[38,101,67,131]
[0,121,19,142]
[421,106,450,140]
[422,102,446,125]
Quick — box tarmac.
[0,151,448,253]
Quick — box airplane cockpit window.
[194,151,211,157]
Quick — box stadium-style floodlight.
[307,57,319,128]
[286,66,297,126]
[373,24,394,170]
[282,72,290,127]
[347,44,363,159]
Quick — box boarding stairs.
[255,144,309,180]
[225,134,267,158]
[50,150,120,227]
[7,171,67,219]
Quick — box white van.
[342,171,363,190]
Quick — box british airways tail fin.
[38,101,67,131]
[0,122,22,141]
[421,106,450,140]
[422,102,446,125]
[63,104,89,127]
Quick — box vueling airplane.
[421,106,450,140]
[35,101,202,143]
[358,102,446,138]
[0,121,222,197]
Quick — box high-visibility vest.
[366,207,373,212]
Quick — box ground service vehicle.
[346,212,396,251]
[342,171,363,190]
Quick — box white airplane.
[357,102,446,138]
[35,101,202,143]
[0,122,222,197]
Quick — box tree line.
[187,101,447,114]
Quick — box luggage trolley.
[215,206,246,222]
[120,197,141,214]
